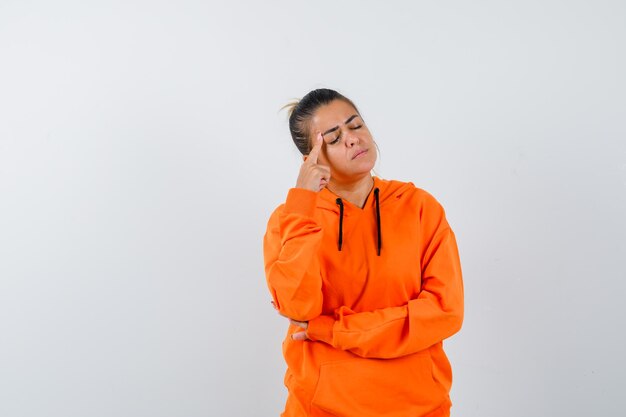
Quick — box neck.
[327,175,375,208]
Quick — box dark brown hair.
[284,88,360,155]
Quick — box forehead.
[311,100,359,129]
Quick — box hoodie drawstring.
[335,187,381,256]
[336,198,344,251]
[374,188,381,256]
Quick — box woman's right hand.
[295,133,331,192]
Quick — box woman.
[263,88,464,417]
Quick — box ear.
[302,155,308,162]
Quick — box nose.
[345,132,359,147]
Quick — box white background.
[1,1,625,416]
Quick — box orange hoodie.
[263,176,464,417]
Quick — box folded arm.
[307,226,464,359]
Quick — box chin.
[353,163,376,176]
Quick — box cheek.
[319,148,341,168]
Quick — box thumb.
[291,331,308,341]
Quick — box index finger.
[306,133,323,164]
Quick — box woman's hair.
[284,88,360,155]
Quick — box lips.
[352,149,368,160]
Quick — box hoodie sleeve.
[306,195,464,359]
[263,188,324,322]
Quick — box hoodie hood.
[316,176,416,212]
[314,177,417,256]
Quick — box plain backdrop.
[1,1,625,416]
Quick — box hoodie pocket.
[311,352,447,417]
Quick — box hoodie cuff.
[306,315,335,344]
[284,188,318,218]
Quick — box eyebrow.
[322,114,360,137]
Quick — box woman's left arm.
[304,226,464,359]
